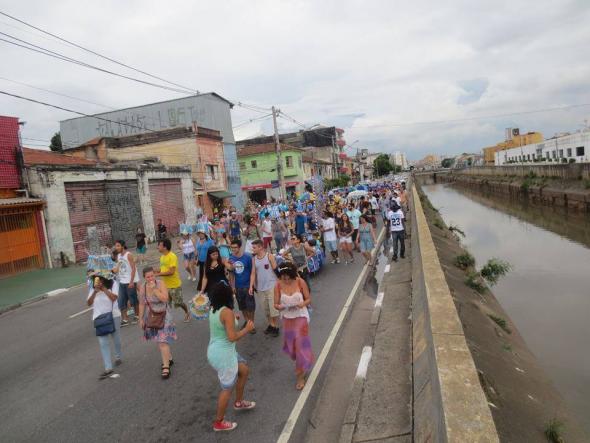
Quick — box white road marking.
[355,346,373,379]
[375,292,384,308]
[46,288,67,297]
[276,228,385,443]
[109,373,120,378]
[68,307,92,319]
[384,264,391,273]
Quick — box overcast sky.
[1,0,589,160]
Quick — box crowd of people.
[86,178,409,432]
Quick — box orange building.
[482,130,543,165]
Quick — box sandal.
[234,400,256,410]
[161,366,171,379]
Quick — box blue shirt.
[229,253,253,288]
[229,220,241,237]
[196,238,214,262]
[295,214,307,235]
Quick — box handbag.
[144,283,167,330]
[94,299,115,336]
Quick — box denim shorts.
[136,245,146,254]
[118,283,138,310]
[324,240,337,253]
[235,287,255,312]
[183,252,195,261]
[217,354,247,390]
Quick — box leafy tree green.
[324,174,351,190]
[50,132,62,152]
[441,158,454,168]
[373,154,394,177]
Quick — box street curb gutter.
[0,282,86,316]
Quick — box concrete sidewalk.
[340,228,413,443]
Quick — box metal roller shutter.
[149,179,184,236]
[106,180,142,247]
[65,182,112,262]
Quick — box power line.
[0,32,195,95]
[0,10,198,94]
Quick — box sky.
[1,0,589,160]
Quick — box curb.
[0,282,86,316]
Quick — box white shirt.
[117,251,139,284]
[262,219,273,238]
[322,217,337,242]
[387,209,405,232]
[370,196,379,210]
[87,281,121,320]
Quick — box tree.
[441,158,455,168]
[373,154,394,177]
[50,132,62,152]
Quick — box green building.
[237,143,305,203]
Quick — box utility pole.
[332,135,339,178]
[272,106,285,200]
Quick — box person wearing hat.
[87,271,122,380]
[177,231,197,282]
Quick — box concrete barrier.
[458,163,590,180]
[411,186,499,442]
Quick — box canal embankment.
[415,182,589,442]
[431,164,590,212]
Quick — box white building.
[495,131,590,165]
[391,151,408,169]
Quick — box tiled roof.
[0,197,43,207]
[302,155,331,164]
[237,142,303,157]
[22,147,99,166]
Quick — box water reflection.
[422,183,590,434]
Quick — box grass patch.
[465,271,486,293]
[454,252,475,270]
[583,179,590,189]
[544,418,565,443]
[488,314,511,334]
[502,343,512,352]
[480,259,511,286]
[449,224,465,237]
[433,218,444,229]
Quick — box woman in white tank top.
[177,232,197,281]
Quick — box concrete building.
[237,143,305,203]
[482,129,543,165]
[67,125,233,217]
[302,154,334,180]
[495,130,590,165]
[414,154,441,170]
[390,151,408,170]
[24,150,195,265]
[0,116,46,277]
[59,93,243,209]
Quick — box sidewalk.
[0,265,87,310]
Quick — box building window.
[527,154,531,160]
[558,149,563,158]
[286,156,293,168]
[251,160,257,168]
[239,162,246,171]
[299,158,302,168]
[567,148,572,157]
[576,146,585,156]
[206,164,219,180]
[552,151,557,159]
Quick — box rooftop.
[237,142,303,157]
[22,147,100,167]
[0,197,44,208]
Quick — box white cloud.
[1,0,589,158]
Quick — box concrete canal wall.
[410,186,498,442]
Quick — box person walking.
[244,217,260,254]
[138,266,177,379]
[200,246,229,295]
[273,262,313,390]
[226,239,256,333]
[177,232,197,282]
[272,212,288,252]
[207,281,255,432]
[251,239,279,337]
[155,239,191,322]
[357,215,377,265]
[114,240,140,326]
[338,213,355,264]
[346,203,362,252]
[196,230,215,291]
[260,214,273,251]
[87,273,122,380]
[387,201,406,261]
[321,211,339,264]
[157,218,167,242]
[229,212,242,243]
[287,234,314,289]
[135,226,147,265]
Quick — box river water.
[421,183,590,434]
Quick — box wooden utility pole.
[272,106,285,200]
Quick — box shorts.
[168,287,184,308]
[257,288,279,319]
[183,252,195,261]
[216,354,247,390]
[263,237,272,249]
[360,238,374,252]
[324,240,338,253]
[339,237,353,244]
[352,229,359,243]
[136,245,146,254]
[235,287,255,312]
[118,283,138,310]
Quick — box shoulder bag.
[144,283,167,330]
[94,293,115,336]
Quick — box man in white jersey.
[251,239,279,337]
[114,240,140,326]
[387,201,406,262]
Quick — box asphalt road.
[0,246,376,443]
